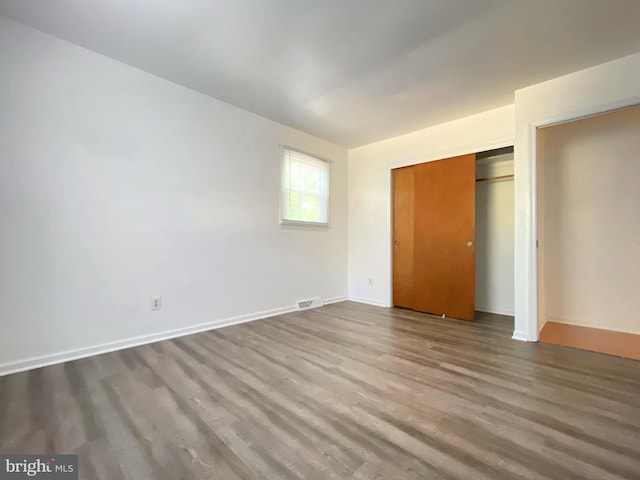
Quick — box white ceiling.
[1,0,640,147]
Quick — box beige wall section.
[538,105,640,335]
[475,153,514,315]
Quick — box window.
[281,147,330,225]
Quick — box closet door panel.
[412,154,476,321]
[392,166,415,308]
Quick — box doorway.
[536,105,640,359]
[475,147,515,316]
[392,147,515,323]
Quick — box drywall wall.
[538,106,640,335]
[514,50,640,341]
[0,17,348,374]
[475,153,514,315]
[348,105,515,307]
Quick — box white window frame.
[280,146,330,226]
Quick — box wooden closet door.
[412,154,476,321]
[392,166,415,308]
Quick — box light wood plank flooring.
[1,302,639,479]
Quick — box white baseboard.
[347,296,390,308]
[0,296,346,377]
[476,306,515,316]
[323,296,348,305]
[512,330,533,342]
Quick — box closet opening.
[475,146,515,330]
[391,146,515,332]
[536,104,640,360]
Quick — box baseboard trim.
[323,296,348,305]
[539,321,640,361]
[0,296,346,377]
[476,306,515,316]
[347,296,389,308]
[512,330,532,342]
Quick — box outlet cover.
[151,296,162,311]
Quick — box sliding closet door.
[392,166,415,308]
[412,154,476,320]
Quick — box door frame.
[515,95,640,343]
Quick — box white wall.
[514,50,640,341]
[538,106,640,335]
[348,105,515,307]
[475,153,514,315]
[0,17,348,374]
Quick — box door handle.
[393,240,399,246]
[467,241,473,247]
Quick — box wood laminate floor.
[1,302,639,479]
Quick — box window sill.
[280,220,330,230]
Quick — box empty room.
[1,1,639,479]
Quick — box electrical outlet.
[368,278,374,286]
[151,296,162,311]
